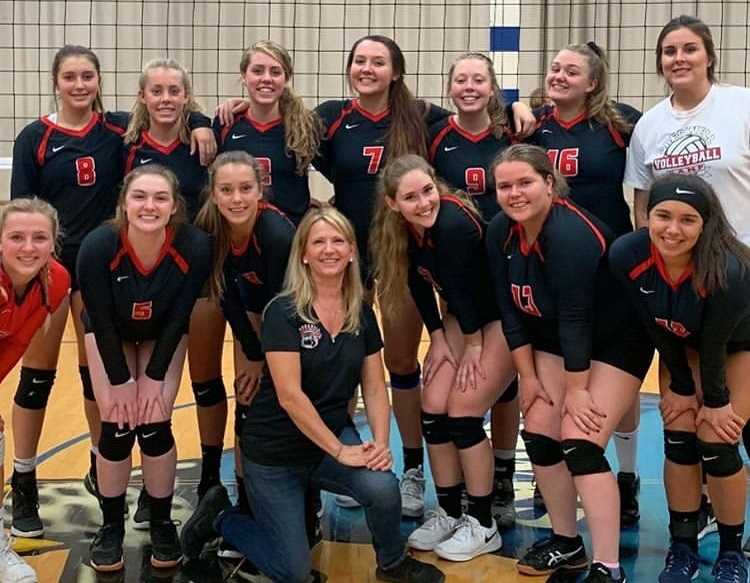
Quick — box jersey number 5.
[132,301,153,321]
[363,146,384,175]
[75,156,97,186]
[546,148,579,177]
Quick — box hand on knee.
[561,439,610,476]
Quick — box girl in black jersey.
[78,164,211,572]
[610,175,750,583]
[529,42,644,526]
[487,145,653,583]
[10,46,215,538]
[372,155,514,562]
[429,51,521,529]
[180,206,444,583]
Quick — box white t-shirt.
[625,84,750,244]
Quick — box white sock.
[13,456,37,474]
[614,429,638,475]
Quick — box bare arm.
[634,188,649,229]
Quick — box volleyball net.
[1,0,749,165]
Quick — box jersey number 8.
[75,156,97,186]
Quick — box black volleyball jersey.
[314,99,449,248]
[124,131,207,221]
[487,198,624,372]
[77,224,211,386]
[244,295,383,466]
[610,229,750,408]
[428,116,514,221]
[528,103,641,237]
[408,195,497,335]
[222,201,295,361]
[215,114,311,224]
[11,112,129,247]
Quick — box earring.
[303,259,309,264]
[349,257,353,263]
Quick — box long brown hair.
[656,15,717,83]
[648,175,750,295]
[279,206,364,334]
[446,52,509,139]
[346,35,428,160]
[51,45,104,114]
[124,58,202,145]
[194,151,264,299]
[556,43,632,134]
[240,41,322,174]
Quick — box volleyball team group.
[1,12,749,583]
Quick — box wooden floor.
[0,317,662,582]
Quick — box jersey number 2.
[363,146,384,175]
[75,156,97,186]
[546,148,579,177]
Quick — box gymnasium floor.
[0,323,747,582]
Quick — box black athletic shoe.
[375,555,445,583]
[516,535,588,576]
[90,523,125,572]
[617,472,640,527]
[150,520,182,568]
[582,562,627,582]
[133,489,151,531]
[492,477,516,529]
[11,472,44,538]
[181,484,231,561]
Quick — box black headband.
[647,176,711,221]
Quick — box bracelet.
[334,443,343,461]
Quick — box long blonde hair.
[124,58,202,145]
[371,154,477,320]
[280,206,363,334]
[446,53,509,139]
[0,197,62,308]
[240,41,322,174]
[194,151,264,299]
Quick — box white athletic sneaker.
[400,467,425,517]
[433,515,502,562]
[334,494,361,508]
[407,507,461,551]
[0,532,37,583]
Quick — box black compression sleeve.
[11,126,41,199]
[408,261,442,333]
[222,273,263,361]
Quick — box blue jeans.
[217,425,405,583]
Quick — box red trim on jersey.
[114,227,180,276]
[142,131,181,155]
[103,119,125,136]
[439,195,483,237]
[651,243,695,292]
[36,125,55,167]
[231,236,251,257]
[220,123,232,145]
[606,122,626,149]
[41,112,100,138]
[258,200,295,229]
[628,257,654,281]
[428,123,453,162]
[326,101,355,140]
[552,108,587,130]
[512,223,544,261]
[555,198,607,255]
[124,143,141,174]
[245,113,282,133]
[352,99,390,123]
[448,116,491,143]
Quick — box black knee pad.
[496,377,518,403]
[389,365,421,390]
[561,439,611,476]
[79,365,95,402]
[698,439,743,478]
[137,421,175,458]
[421,411,451,445]
[14,367,55,410]
[521,430,563,466]
[192,378,227,407]
[447,416,487,450]
[99,422,136,462]
[663,430,700,465]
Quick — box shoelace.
[450,516,476,542]
[0,544,26,569]
[421,510,451,531]
[714,556,746,583]
[665,549,695,575]
[401,471,424,498]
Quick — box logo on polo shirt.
[299,323,322,349]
